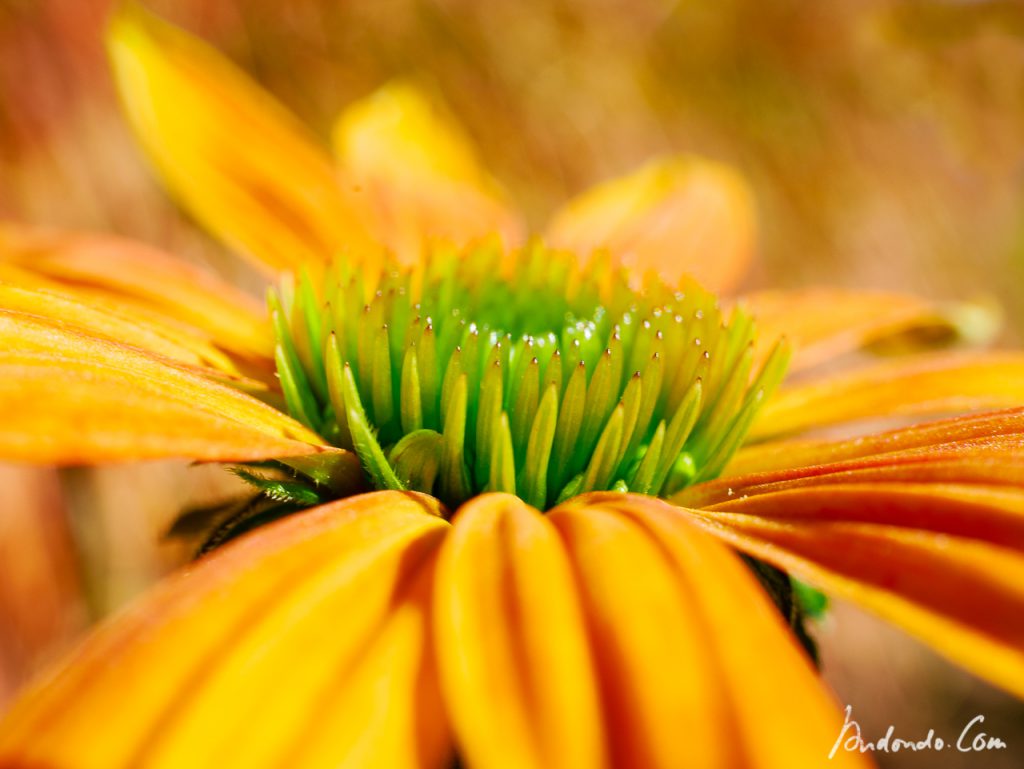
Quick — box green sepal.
[400,347,423,434]
[626,351,662,463]
[576,345,620,468]
[418,322,440,429]
[698,338,791,482]
[549,362,587,492]
[554,473,584,506]
[519,383,558,509]
[629,420,666,495]
[294,269,328,402]
[274,342,320,432]
[510,356,540,462]
[388,430,445,492]
[474,358,505,488]
[792,578,830,620]
[651,380,702,495]
[489,413,517,494]
[278,451,365,496]
[580,404,624,494]
[613,373,644,477]
[231,467,324,506]
[340,363,406,492]
[663,452,697,495]
[371,323,396,439]
[324,333,354,450]
[439,374,471,505]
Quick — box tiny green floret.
[270,241,789,511]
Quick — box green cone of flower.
[269,240,790,512]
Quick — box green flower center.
[270,241,789,511]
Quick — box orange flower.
[1,6,1024,769]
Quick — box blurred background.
[2,0,1024,765]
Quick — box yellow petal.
[751,351,1024,440]
[690,511,1024,700]
[548,501,729,769]
[107,5,378,273]
[546,155,755,293]
[601,494,871,769]
[434,494,605,769]
[741,288,978,372]
[0,225,272,361]
[0,310,324,461]
[333,82,521,262]
[728,407,1024,475]
[0,492,450,769]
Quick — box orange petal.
[0,225,272,361]
[596,494,872,769]
[289,576,448,769]
[548,501,730,769]
[683,481,1024,551]
[0,310,324,461]
[689,510,1024,700]
[0,492,450,769]
[728,407,1024,475]
[107,5,378,273]
[0,282,229,370]
[741,288,985,372]
[0,354,321,463]
[434,494,605,769]
[0,309,308,438]
[545,155,755,293]
[751,351,1024,440]
[333,82,522,263]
